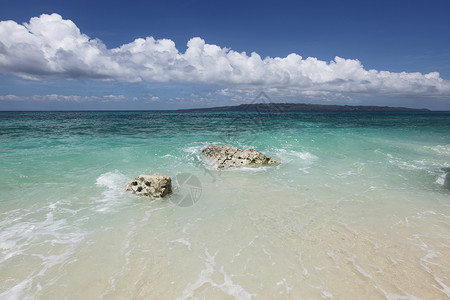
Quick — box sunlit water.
[0,111,449,299]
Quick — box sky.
[0,0,450,110]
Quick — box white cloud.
[0,13,450,99]
[0,94,139,102]
[0,94,21,101]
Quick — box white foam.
[273,148,318,164]
[177,249,256,300]
[348,257,372,279]
[276,278,293,295]
[321,290,333,298]
[420,249,440,273]
[182,145,203,154]
[99,220,139,298]
[0,277,32,300]
[433,276,450,298]
[93,170,129,212]
[0,201,85,299]
[96,170,128,190]
[417,249,450,297]
[182,142,220,157]
[298,167,311,174]
[171,238,192,251]
[298,252,310,277]
[220,165,272,173]
[424,144,450,156]
[388,157,427,171]
[375,285,423,300]
[436,173,447,186]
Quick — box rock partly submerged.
[441,168,450,188]
[125,173,172,198]
[202,144,278,169]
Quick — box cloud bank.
[0,93,138,102]
[1,13,450,99]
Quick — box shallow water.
[0,111,449,299]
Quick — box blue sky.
[1,0,450,110]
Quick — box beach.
[0,111,449,299]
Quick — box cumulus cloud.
[1,13,450,99]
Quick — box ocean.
[0,111,449,299]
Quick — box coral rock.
[202,144,278,169]
[125,173,172,198]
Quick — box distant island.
[178,103,429,112]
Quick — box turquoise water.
[0,111,449,299]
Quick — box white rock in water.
[445,173,450,188]
[442,168,450,188]
[202,144,278,169]
[125,173,172,198]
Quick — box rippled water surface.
[0,111,449,299]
